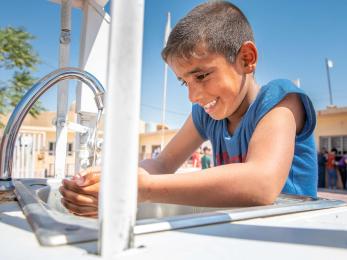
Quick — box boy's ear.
[237,41,258,74]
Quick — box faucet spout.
[0,67,105,183]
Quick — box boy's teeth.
[204,99,217,109]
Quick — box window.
[48,142,74,156]
[343,136,347,153]
[331,136,342,152]
[48,142,55,155]
[67,143,73,156]
[319,137,329,151]
[319,135,347,154]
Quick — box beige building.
[1,108,79,178]
[1,105,181,177]
[139,127,176,160]
[314,106,347,154]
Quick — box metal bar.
[75,1,110,175]
[134,199,347,235]
[325,58,333,106]
[55,0,72,179]
[99,0,145,257]
[160,12,171,150]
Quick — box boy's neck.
[227,76,259,134]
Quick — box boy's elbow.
[252,191,278,206]
[251,176,282,206]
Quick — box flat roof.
[317,106,347,116]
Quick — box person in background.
[337,153,347,190]
[152,147,160,159]
[191,148,201,168]
[201,147,211,169]
[317,147,327,188]
[326,148,337,189]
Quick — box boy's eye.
[196,73,209,81]
[180,80,188,87]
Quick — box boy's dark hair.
[331,148,338,153]
[162,1,254,64]
[203,146,210,152]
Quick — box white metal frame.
[55,0,72,179]
[75,0,110,174]
[99,0,145,257]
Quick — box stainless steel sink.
[27,178,225,219]
[13,178,346,247]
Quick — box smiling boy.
[60,1,317,217]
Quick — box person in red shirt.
[326,148,337,189]
[191,148,201,168]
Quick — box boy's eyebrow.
[177,66,213,81]
[184,67,204,77]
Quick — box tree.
[0,27,45,128]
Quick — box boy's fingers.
[78,172,100,187]
[62,179,99,198]
[61,198,98,217]
[74,169,101,187]
[59,186,98,207]
[62,179,82,193]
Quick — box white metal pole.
[55,0,71,179]
[75,0,110,174]
[325,58,334,106]
[160,12,171,150]
[99,0,145,257]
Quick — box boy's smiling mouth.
[203,98,218,112]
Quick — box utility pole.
[325,58,334,106]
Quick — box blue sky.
[1,0,347,129]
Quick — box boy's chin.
[207,113,225,121]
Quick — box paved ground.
[318,188,347,202]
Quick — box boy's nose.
[188,84,203,103]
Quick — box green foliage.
[0,27,39,70]
[0,27,45,128]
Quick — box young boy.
[201,147,211,169]
[60,1,317,217]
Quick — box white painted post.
[160,12,171,150]
[20,135,24,178]
[99,0,144,257]
[30,134,35,178]
[75,0,110,174]
[55,0,72,179]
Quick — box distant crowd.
[152,146,212,170]
[154,145,347,189]
[318,148,347,190]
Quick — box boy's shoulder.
[260,79,305,97]
[253,79,312,117]
[250,78,316,141]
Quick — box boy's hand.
[59,167,100,218]
[60,167,151,216]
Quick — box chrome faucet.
[0,68,105,189]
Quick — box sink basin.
[13,178,346,246]
[13,178,231,245]
[32,178,226,219]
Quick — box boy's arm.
[139,94,305,206]
[60,114,204,216]
[139,114,204,174]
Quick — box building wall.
[314,108,347,153]
[139,130,177,159]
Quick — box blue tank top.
[192,79,318,197]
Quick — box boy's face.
[168,48,248,121]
